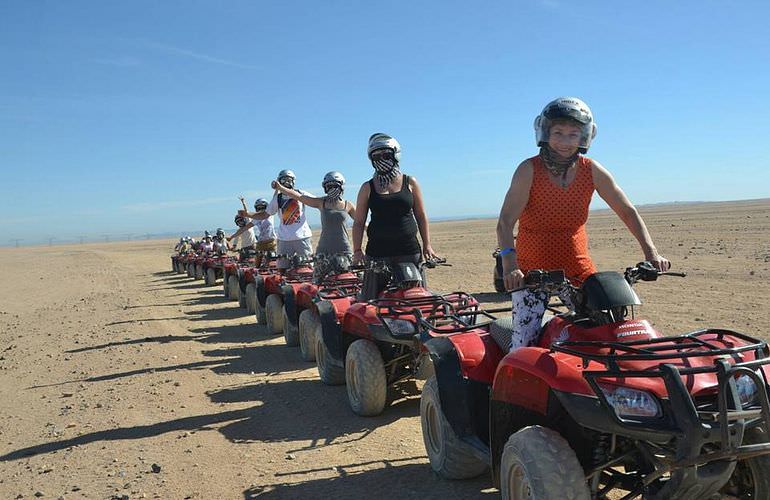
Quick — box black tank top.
[366,174,421,257]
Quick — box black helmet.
[234,215,247,227]
[253,198,268,212]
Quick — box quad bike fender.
[281,285,298,329]
[424,337,492,444]
[341,302,378,342]
[447,332,504,384]
[255,275,267,308]
[317,300,345,368]
[237,268,248,294]
[491,347,593,414]
[295,283,318,310]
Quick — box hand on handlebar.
[503,268,525,292]
[352,249,365,266]
[647,254,671,272]
[422,245,439,262]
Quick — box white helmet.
[277,169,296,189]
[534,97,597,153]
[322,171,345,187]
[253,198,268,212]
[367,133,401,162]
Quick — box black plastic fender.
[255,274,267,308]
[237,268,247,294]
[423,337,490,443]
[282,285,298,330]
[317,300,344,367]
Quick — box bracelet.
[499,247,516,256]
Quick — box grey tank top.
[316,201,352,255]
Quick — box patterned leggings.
[510,288,573,352]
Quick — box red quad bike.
[201,252,231,287]
[181,251,198,278]
[420,262,770,499]
[191,253,208,280]
[238,254,280,315]
[316,258,489,417]
[255,255,314,335]
[280,255,364,358]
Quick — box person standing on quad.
[496,97,670,351]
[240,170,311,270]
[272,171,356,282]
[230,197,276,266]
[227,214,258,260]
[352,133,438,299]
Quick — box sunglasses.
[370,149,394,160]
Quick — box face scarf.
[539,146,579,186]
[323,181,343,202]
[371,154,400,190]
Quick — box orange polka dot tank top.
[517,155,596,283]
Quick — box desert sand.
[1,199,768,499]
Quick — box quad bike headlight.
[735,373,759,407]
[599,384,661,419]
[382,318,416,335]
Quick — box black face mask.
[371,153,400,189]
[278,177,295,189]
[323,182,343,201]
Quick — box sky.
[1,0,769,246]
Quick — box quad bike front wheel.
[223,274,230,298]
[298,309,318,361]
[238,284,247,308]
[187,263,194,278]
[282,306,299,346]
[245,283,257,314]
[265,294,284,335]
[720,426,770,498]
[227,276,240,302]
[177,261,186,274]
[205,268,216,286]
[500,425,590,500]
[195,264,204,280]
[420,376,487,479]
[345,339,387,416]
[316,328,345,385]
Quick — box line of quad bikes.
[171,248,770,499]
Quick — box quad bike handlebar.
[520,261,685,293]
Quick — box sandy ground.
[1,199,769,500]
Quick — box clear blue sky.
[2,0,769,245]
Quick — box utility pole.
[9,239,22,248]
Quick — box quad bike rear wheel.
[298,309,318,361]
[255,298,267,325]
[282,306,299,346]
[500,425,590,500]
[316,328,345,385]
[223,275,230,298]
[245,283,257,314]
[205,268,216,286]
[177,261,186,274]
[265,294,284,335]
[195,264,204,280]
[345,339,387,416]
[187,263,194,278]
[720,425,770,498]
[228,276,240,302]
[420,376,487,479]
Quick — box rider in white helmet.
[496,97,670,351]
[230,197,276,265]
[271,170,356,282]
[239,169,311,271]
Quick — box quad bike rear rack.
[552,329,770,494]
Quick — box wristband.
[499,247,516,256]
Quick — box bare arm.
[271,181,325,209]
[409,176,438,260]
[238,196,248,212]
[592,160,670,270]
[346,200,356,221]
[496,160,534,290]
[228,222,253,241]
[239,210,269,220]
[351,183,370,263]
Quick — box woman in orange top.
[496,97,670,350]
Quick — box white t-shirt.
[266,192,312,241]
[252,217,275,242]
[234,225,257,249]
